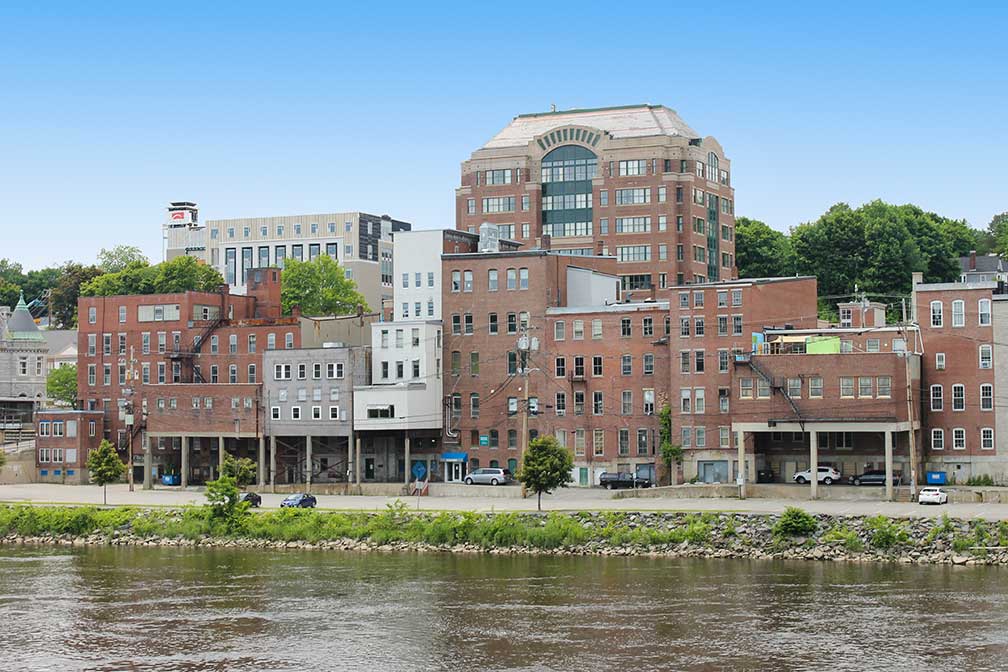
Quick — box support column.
[143,435,153,490]
[181,436,189,489]
[218,435,225,479]
[270,435,277,493]
[736,429,746,499]
[306,435,313,490]
[355,436,362,485]
[885,430,894,502]
[809,430,818,500]
[404,435,411,486]
[258,436,266,487]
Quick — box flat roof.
[670,276,816,290]
[547,301,670,315]
[914,281,998,292]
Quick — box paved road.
[2,483,1008,519]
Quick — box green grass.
[822,524,864,552]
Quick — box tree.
[516,435,574,511]
[987,212,1008,255]
[86,439,126,505]
[97,245,149,273]
[221,454,257,487]
[735,217,796,279]
[46,364,77,406]
[80,256,223,297]
[205,474,248,531]
[281,255,369,316]
[658,404,683,486]
[50,263,103,327]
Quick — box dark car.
[849,470,902,486]
[599,472,652,489]
[280,493,317,508]
[238,491,262,508]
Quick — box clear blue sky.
[2,1,1005,269]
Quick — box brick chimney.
[970,250,977,271]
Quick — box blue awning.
[441,452,468,462]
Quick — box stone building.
[0,294,48,436]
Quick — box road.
[2,482,1008,519]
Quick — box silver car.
[465,468,511,486]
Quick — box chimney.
[970,250,977,271]
[911,271,923,287]
[596,241,604,256]
[649,285,656,301]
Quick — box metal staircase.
[737,354,806,431]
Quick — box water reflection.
[0,547,1006,671]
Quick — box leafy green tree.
[221,454,257,487]
[205,474,248,530]
[50,263,104,327]
[86,439,126,505]
[46,364,77,406]
[97,245,149,273]
[516,435,574,511]
[792,203,867,300]
[735,217,796,278]
[658,404,683,486]
[0,277,21,309]
[280,255,369,316]
[987,212,1008,254]
[80,256,223,297]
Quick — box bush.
[773,507,818,537]
[925,514,956,544]
[822,524,863,552]
[864,515,908,549]
[966,474,996,487]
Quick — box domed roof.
[5,293,44,341]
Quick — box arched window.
[707,152,719,181]
[540,145,597,238]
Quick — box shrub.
[998,520,1008,547]
[864,515,908,549]
[772,507,818,537]
[822,524,863,552]
[925,514,955,544]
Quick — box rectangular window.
[982,428,994,450]
[979,299,992,326]
[614,188,651,205]
[952,300,965,327]
[980,344,993,369]
[740,378,753,399]
[952,428,965,450]
[952,384,965,411]
[930,385,943,411]
[840,377,855,398]
[981,384,994,411]
[931,428,944,450]
[930,301,943,327]
[877,376,892,398]
[858,377,872,398]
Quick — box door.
[579,467,589,486]
[364,458,375,481]
[448,462,463,482]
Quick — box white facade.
[392,230,446,321]
[353,320,443,431]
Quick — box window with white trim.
[979,298,992,326]
[981,427,994,450]
[952,428,965,450]
[931,428,944,450]
[930,301,943,327]
[952,384,965,411]
[981,384,993,411]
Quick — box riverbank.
[2,504,1008,565]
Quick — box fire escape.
[167,315,225,384]
[735,353,806,432]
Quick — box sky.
[1,1,1006,270]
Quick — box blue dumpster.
[161,474,181,486]
[926,471,947,485]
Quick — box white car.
[792,466,842,485]
[918,487,949,505]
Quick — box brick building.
[456,104,736,292]
[76,268,301,488]
[35,409,104,484]
[441,247,619,481]
[913,273,1004,482]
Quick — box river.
[1,545,1006,671]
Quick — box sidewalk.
[2,483,1008,519]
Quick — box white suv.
[793,466,842,485]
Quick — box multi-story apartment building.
[34,409,104,484]
[667,276,820,482]
[441,245,620,481]
[76,268,301,488]
[913,273,1003,482]
[456,104,736,292]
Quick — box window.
[615,188,650,205]
[930,384,943,411]
[519,268,529,290]
[952,299,965,327]
[88,306,96,324]
[952,428,966,450]
[593,391,604,415]
[643,389,655,415]
[555,357,566,377]
[787,378,802,398]
[681,427,691,448]
[573,320,585,340]
[592,355,603,377]
[615,216,651,233]
[858,377,872,398]
[507,313,517,334]
[574,390,585,416]
[694,427,706,448]
[464,313,473,335]
[981,384,994,411]
[695,351,705,373]
[732,315,743,336]
[642,317,654,337]
[952,384,965,411]
[680,388,691,414]
[840,377,855,398]
[466,198,475,214]
[616,245,651,262]
[936,352,946,370]
[739,378,753,398]
[979,298,992,326]
[694,388,706,414]
[931,428,944,450]
[285,333,294,349]
[930,301,943,327]
[451,270,461,292]
[555,392,566,416]
[981,428,994,450]
[463,270,473,292]
[866,338,880,353]
[574,429,586,456]
[621,318,632,338]
[979,344,993,369]
[488,313,498,335]
[877,376,891,398]
[470,393,480,418]
[487,269,498,292]
[621,354,632,376]
[506,268,517,290]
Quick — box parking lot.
[2,482,1008,519]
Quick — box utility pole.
[901,299,919,500]
[517,317,537,498]
[126,345,137,492]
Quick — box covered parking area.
[734,419,920,501]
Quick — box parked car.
[464,468,512,486]
[918,487,949,505]
[792,466,842,485]
[848,470,902,486]
[280,493,317,508]
[599,472,653,489]
[238,491,262,508]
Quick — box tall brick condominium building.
[77,268,300,488]
[456,105,736,292]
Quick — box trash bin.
[926,471,947,485]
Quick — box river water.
[1,545,1007,672]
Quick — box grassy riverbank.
[3,503,1008,564]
